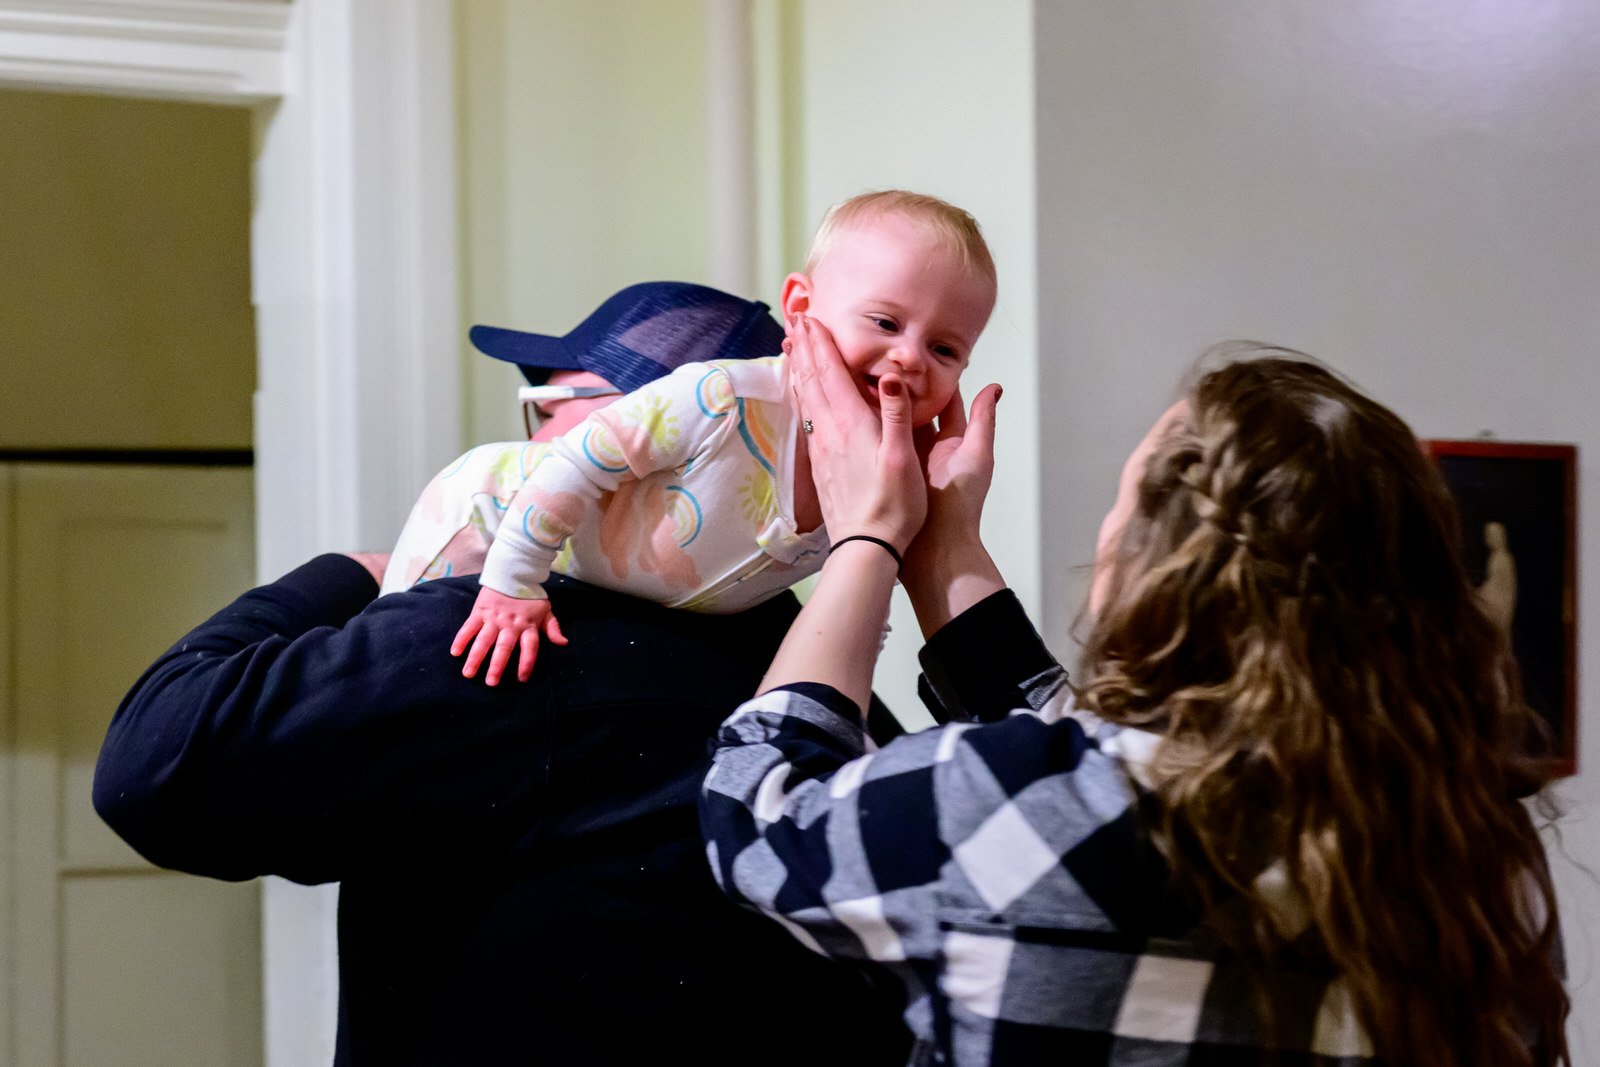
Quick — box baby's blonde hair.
[801,190,996,285]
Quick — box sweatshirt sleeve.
[92,555,549,884]
[479,360,740,598]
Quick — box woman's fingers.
[788,315,923,547]
[787,316,820,423]
[877,375,928,544]
[799,315,865,420]
[936,385,968,441]
[878,375,916,457]
[963,383,1002,461]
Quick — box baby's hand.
[451,587,568,686]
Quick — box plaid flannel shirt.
[701,590,1380,1065]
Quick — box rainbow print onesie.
[382,356,830,614]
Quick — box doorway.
[0,4,462,1062]
[0,88,262,1066]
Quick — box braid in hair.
[1080,349,1568,1067]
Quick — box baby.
[387,190,997,684]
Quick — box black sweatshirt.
[95,554,909,1065]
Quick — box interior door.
[5,461,261,1066]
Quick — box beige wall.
[1035,2,1600,1056]
[455,0,716,444]
[0,90,254,451]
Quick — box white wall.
[1035,1,1600,1056]
[789,0,1039,723]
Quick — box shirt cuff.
[767,680,865,728]
[916,588,1061,723]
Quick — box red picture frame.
[1423,440,1579,776]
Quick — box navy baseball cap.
[469,281,786,395]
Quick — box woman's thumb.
[879,375,912,424]
[878,375,916,457]
[968,383,1001,451]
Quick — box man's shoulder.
[545,575,796,645]
[538,575,800,704]
[389,574,798,651]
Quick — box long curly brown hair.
[1079,348,1568,1066]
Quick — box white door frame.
[0,2,460,1063]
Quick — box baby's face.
[792,214,995,427]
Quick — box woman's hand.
[788,314,926,553]
[914,383,1001,547]
[902,383,1008,637]
[755,314,923,710]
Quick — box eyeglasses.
[518,384,622,437]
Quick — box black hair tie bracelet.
[829,534,903,570]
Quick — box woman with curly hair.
[701,324,1568,1066]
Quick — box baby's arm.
[453,360,739,684]
[452,459,596,685]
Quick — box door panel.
[8,462,261,1066]
[1,464,13,1060]
[62,872,262,1066]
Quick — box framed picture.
[1424,440,1578,776]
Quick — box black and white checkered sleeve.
[701,681,957,966]
[701,680,1119,968]
[702,678,1389,1063]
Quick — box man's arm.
[94,554,554,884]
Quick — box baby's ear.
[778,272,812,330]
